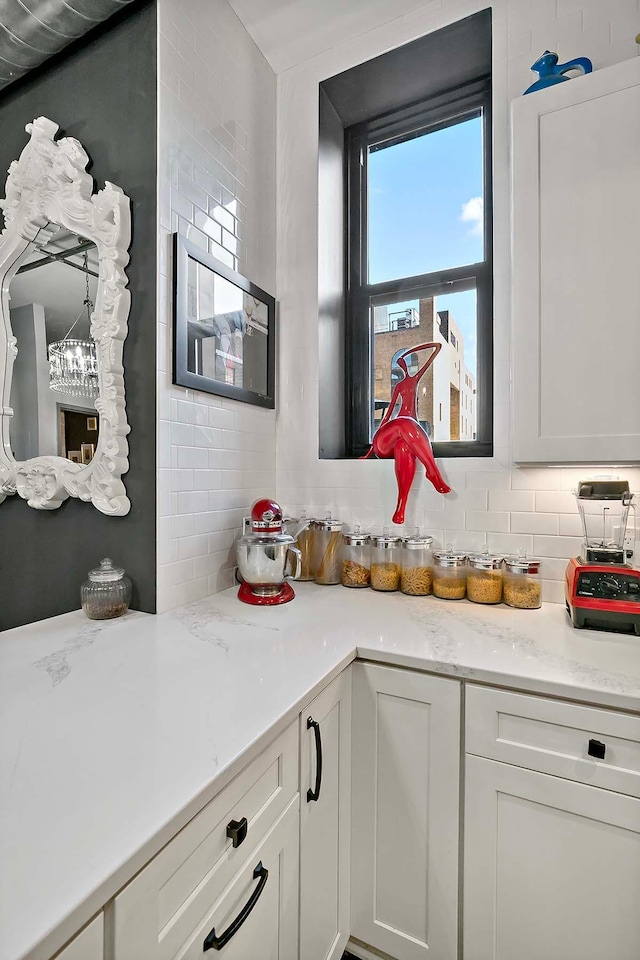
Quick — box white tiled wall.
[156,0,276,611]
[275,0,640,603]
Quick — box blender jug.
[575,479,635,564]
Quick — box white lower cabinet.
[299,668,351,960]
[350,663,461,960]
[464,755,640,960]
[110,722,299,959]
[53,914,103,960]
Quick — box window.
[345,75,492,458]
[318,9,492,459]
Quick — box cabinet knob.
[226,816,248,848]
[587,738,606,760]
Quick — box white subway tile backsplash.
[177,534,210,560]
[535,491,577,514]
[486,533,535,556]
[533,536,583,560]
[541,579,566,604]
[489,489,535,513]
[511,512,560,536]
[466,511,510,533]
[177,446,208,469]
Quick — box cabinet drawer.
[112,721,298,959]
[466,685,640,797]
[170,796,299,960]
[53,914,103,960]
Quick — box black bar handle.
[203,861,268,951]
[226,817,248,849]
[307,716,323,802]
[588,738,606,760]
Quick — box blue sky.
[368,115,483,373]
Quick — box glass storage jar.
[432,549,467,600]
[503,555,542,609]
[370,532,402,591]
[314,515,344,585]
[401,531,434,596]
[467,551,504,604]
[341,527,371,588]
[296,510,315,581]
[81,558,131,620]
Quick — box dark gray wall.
[0,1,157,630]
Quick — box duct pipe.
[0,1,136,91]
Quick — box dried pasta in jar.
[401,566,433,596]
[371,562,401,592]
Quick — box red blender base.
[238,581,295,605]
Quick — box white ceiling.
[10,236,99,343]
[227,0,435,73]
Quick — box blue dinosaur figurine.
[523,50,593,95]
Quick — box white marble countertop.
[1,584,640,960]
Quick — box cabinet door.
[512,57,640,463]
[54,914,103,960]
[112,797,299,960]
[300,668,351,960]
[464,755,640,960]
[110,724,298,960]
[351,663,460,960]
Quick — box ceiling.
[226,0,438,73]
[10,234,99,343]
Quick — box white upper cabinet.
[511,57,640,464]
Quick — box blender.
[565,479,640,635]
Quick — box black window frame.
[345,76,493,459]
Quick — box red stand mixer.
[565,480,640,635]
[236,498,301,605]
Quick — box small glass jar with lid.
[503,554,542,609]
[81,558,131,620]
[432,547,467,600]
[467,550,504,604]
[314,514,344,585]
[400,529,434,596]
[341,525,371,588]
[370,531,402,591]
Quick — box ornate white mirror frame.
[0,117,131,514]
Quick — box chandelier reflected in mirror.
[48,249,99,399]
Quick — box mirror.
[0,117,132,514]
[8,232,100,463]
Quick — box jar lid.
[314,518,343,532]
[504,556,542,574]
[88,558,125,582]
[433,550,467,567]
[467,552,504,570]
[402,535,433,550]
[342,531,370,546]
[371,534,402,548]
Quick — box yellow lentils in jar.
[503,556,542,609]
[432,549,467,600]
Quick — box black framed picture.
[173,234,275,409]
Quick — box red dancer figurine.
[362,342,451,524]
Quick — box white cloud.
[460,196,483,237]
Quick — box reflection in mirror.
[8,231,99,463]
[186,257,269,396]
